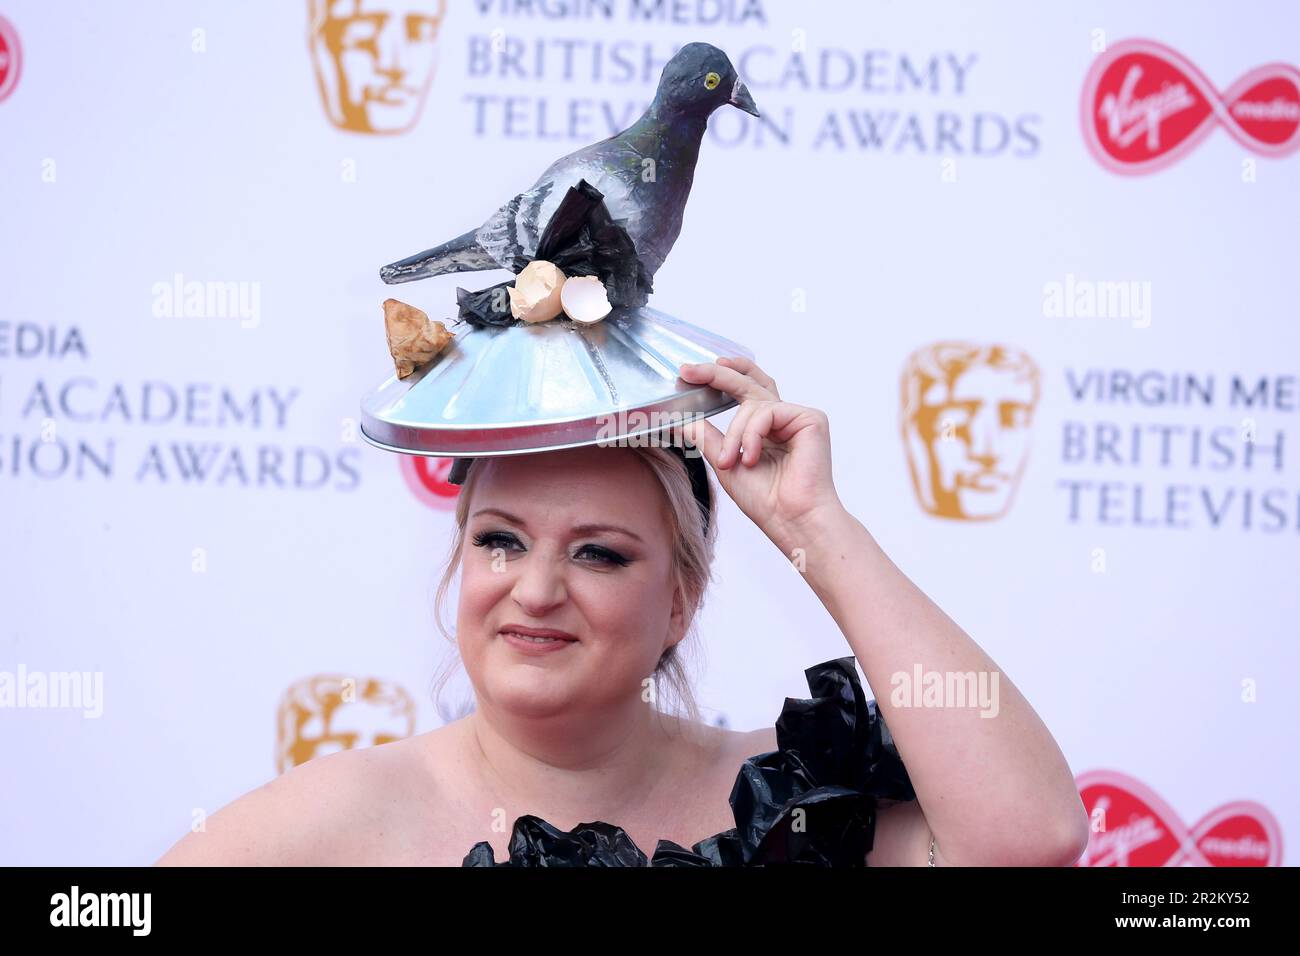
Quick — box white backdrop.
[1,0,1295,866]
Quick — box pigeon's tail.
[380,230,500,284]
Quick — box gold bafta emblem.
[307,0,445,135]
[900,342,1041,521]
[275,675,416,772]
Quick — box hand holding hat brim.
[678,357,844,551]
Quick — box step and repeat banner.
[1,1,1295,866]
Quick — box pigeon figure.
[379,42,759,294]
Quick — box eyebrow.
[471,507,645,544]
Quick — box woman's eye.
[575,545,629,567]
[469,532,628,568]
[471,531,521,552]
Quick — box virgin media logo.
[399,454,459,511]
[1082,38,1300,174]
[1076,770,1282,867]
[0,15,21,103]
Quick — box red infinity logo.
[1075,770,1282,867]
[0,16,22,104]
[1082,38,1300,174]
[399,455,460,511]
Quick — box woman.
[157,356,1089,866]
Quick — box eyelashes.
[471,531,519,553]
[469,530,631,568]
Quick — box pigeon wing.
[476,139,648,273]
[474,180,554,273]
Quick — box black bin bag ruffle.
[462,657,917,867]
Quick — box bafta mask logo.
[276,675,415,772]
[307,0,445,135]
[900,342,1041,521]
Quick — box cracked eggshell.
[508,260,566,323]
[560,275,612,324]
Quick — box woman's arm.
[680,356,1090,867]
[772,501,1090,867]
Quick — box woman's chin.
[488,687,575,720]
[482,664,581,719]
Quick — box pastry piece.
[383,298,454,379]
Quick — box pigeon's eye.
[704,72,721,90]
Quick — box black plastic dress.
[461,657,917,867]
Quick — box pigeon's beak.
[728,77,759,117]
[381,249,440,284]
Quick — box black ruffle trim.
[462,657,916,867]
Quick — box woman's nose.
[509,552,567,614]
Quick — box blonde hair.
[429,444,718,731]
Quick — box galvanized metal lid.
[359,305,753,458]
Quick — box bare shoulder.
[655,714,775,768]
[154,731,447,866]
[737,725,777,757]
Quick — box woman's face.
[456,446,685,720]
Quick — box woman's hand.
[678,356,845,552]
